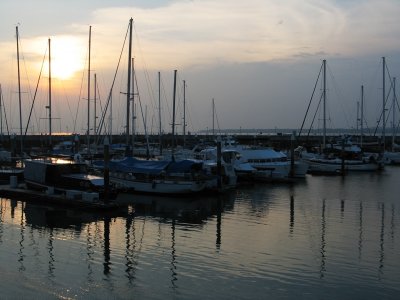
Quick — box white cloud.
[84,0,400,70]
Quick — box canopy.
[92,157,203,175]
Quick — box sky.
[1,0,400,137]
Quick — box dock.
[0,184,124,211]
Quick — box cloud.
[1,0,400,133]
[84,0,395,70]
[4,1,400,75]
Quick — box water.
[1,167,400,299]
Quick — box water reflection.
[358,202,363,261]
[18,202,25,272]
[0,167,399,300]
[118,192,235,289]
[320,199,326,279]
[379,203,385,277]
[103,217,111,276]
[289,195,294,235]
[124,210,136,284]
[47,228,55,278]
[170,219,177,289]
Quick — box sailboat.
[298,59,382,174]
[0,26,25,182]
[0,85,24,181]
[92,19,209,195]
[381,62,400,164]
[24,33,117,202]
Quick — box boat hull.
[305,158,380,174]
[110,176,207,195]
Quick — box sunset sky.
[1,0,400,136]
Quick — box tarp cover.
[92,158,203,175]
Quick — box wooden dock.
[0,184,125,211]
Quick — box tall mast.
[94,73,97,143]
[48,38,52,148]
[356,101,359,133]
[0,84,3,137]
[183,79,186,148]
[109,94,112,143]
[392,77,396,151]
[125,18,133,156]
[212,98,215,138]
[16,26,23,154]
[361,85,364,147]
[87,25,91,155]
[131,57,135,155]
[158,71,162,155]
[382,57,386,151]
[172,69,177,161]
[322,59,326,149]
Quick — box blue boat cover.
[92,157,203,175]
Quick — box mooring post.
[217,136,222,190]
[341,137,345,176]
[290,131,296,178]
[104,136,110,204]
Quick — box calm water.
[1,167,400,299]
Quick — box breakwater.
[0,133,388,153]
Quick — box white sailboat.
[382,74,400,164]
[92,19,209,195]
[299,59,382,174]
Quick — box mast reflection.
[216,197,222,251]
[103,217,111,275]
[170,218,177,289]
[18,202,25,272]
[340,199,345,220]
[47,228,55,278]
[358,202,363,261]
[320,199,326,278]
[289,195,294,235]
[125,211,135,283]
[378,203,385,277]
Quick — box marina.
[0,4,399,298]
[0,165,399,299]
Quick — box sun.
[49,36,85,80]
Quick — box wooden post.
[217,137,222,190]
[290,131,296,178]
[341,137,345,176]
[104,136,110,204]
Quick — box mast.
[322,59,326,149]
[87,25,91,155]
[131,57,135,156]
[48,38,52,148]
[212,98,215,138]
[382,57,386,151]
[158,71,162,155]
[125,18,133,156]
[0,84,3,137]
[94,73,97,143]
[356,101,359,134]
[109,94,113,143]
[171,69,177,161]
[360,85,364,147]
[16,26,23,154]
[183,79,186,148]
[392,77,396,151]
